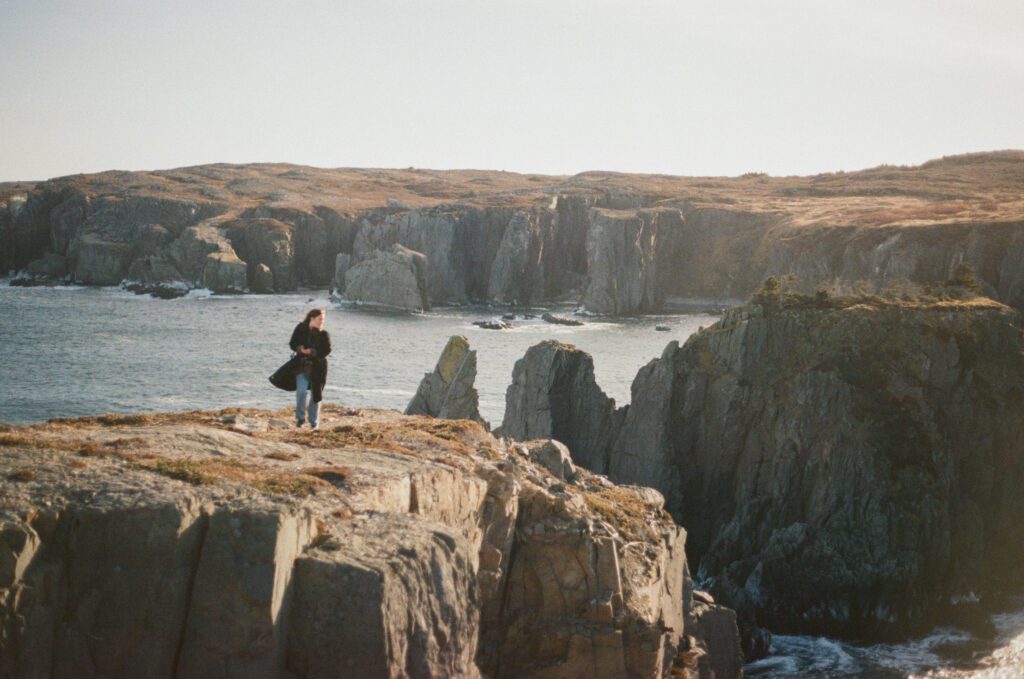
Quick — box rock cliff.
[4,152,1022,313]
[0,406,738,678]
[501,294,1024,642]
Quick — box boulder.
[521,439,577,483]
[500,340,620,473]
[201,251,247,293]
[405,335,484,423]
[343,243,430,311]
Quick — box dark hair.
[303,308,324,324]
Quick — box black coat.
[269,322,332,402]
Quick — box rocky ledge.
[0,406,741,678]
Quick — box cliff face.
[0,406,737,678]
[4,152,1022,312]
[600,298,1024,638]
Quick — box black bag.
[269,355,301,392]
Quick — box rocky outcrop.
[580,296,1024,640]
[406,335,484,423]
[499,340,622,473]
[226,217,296,292]
[127,223,247,293]
[342,243,431,311]
[0,405,738,677]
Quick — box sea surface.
[2,282,1023,678]
[0,283,716,426]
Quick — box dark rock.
[25,253,68,280]
[609,300,1024,639]
[473,320,511,330]
[226,217,295,291]
[541,312,583,326]
[655,324,671,331]
[251,263,275,293]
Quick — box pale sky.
[1,0,1022,181]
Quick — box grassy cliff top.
[4,150,1022,227]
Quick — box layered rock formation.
[0,406,738,678]
[406,335,483,423]
[4,152,1022,313]
[501,294,1024,641]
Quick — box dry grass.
[264,451,301,461]
[0,432,153,459]
[301,466,349,486]
[288,418,486,463]
[22,150,1023,223]
[47,410,217,429]
[583,487,663,543]
[131,455,337,498]
[7,469,36,482]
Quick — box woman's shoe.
[296,420,305,428]
[309,422,319,430]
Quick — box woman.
[272,308,332,428]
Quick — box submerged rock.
[541,312,583,326]
[406,335,484,424]
[473,320,512,330]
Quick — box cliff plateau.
[0,406,741,678]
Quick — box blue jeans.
[295,372,319,426]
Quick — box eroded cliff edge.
[0,406,739,678]
[3,151,1023,313]
[499,294,1024,643]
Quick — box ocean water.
[3,282,1023,678]
[0,283,716,425]
[746,604,1024,678]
